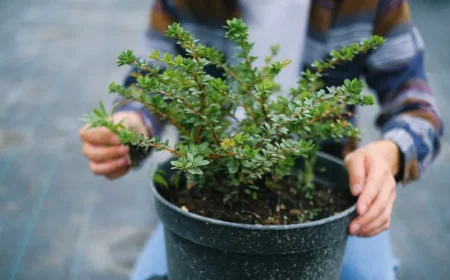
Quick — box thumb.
[113,111,148,137]
[79,126,119,145]
[344,153,366,196]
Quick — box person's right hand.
[79,111,148,180]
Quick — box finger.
[362,221,390,237]
[105,166,130,180]
[359,195,395,237]
[355,176,396,229]
[82,143,129,162]
[348,162,385,235]
[355,157,386,216]
[344,153,366,196]
[358,190,396,237]
[79,126,120,145]
[89,157,131,175]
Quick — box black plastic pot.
[153,152,356,280]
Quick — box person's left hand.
[344,140,400,237]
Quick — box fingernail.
[350,224,360,235]
[119,146,129,155]
[126,157,132,165]
[359,204,367,215]
[352,184,363,195]
[110,136,120,145]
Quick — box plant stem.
[150,89,220,144]
[208,152,238,159]
[220,65,244,85]
[151,142,184,157]
[291,45,374,101]
[302,150,317,190]
[206,122,221,145]
[161,89,221,145]
[227,111,240,122]
[195,126,202,143]
[260,95,270,123]
[219,89,256,121]
[306,107,335,125]
[141,103,190,138]
[174,38,219,145]
[254,97,327,149]
[192,73,207,141]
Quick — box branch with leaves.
[85,18,383,194]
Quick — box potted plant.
[84,19,383,280]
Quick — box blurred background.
[0,0,449,279]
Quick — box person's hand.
[79,111,148,180]
[344,140,400,237]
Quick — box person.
[79,0,443,279]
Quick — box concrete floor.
[0,0,449,279]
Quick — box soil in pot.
[159,175,355,225]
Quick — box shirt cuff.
[383,127,417,184]
[382,113,441,185]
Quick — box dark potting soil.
[161,179,355,225]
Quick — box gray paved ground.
[0,0,449,279]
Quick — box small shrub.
[84,19,383,224]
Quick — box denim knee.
[341,231,398,280]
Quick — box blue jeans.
[131,223,398,280]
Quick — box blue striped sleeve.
[113,0,178,137]
[364,1,443,184]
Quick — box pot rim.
[152,152,356,231]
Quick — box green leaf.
[228,165,238,174]
[93,109,103,118]
[288,103,295,113]
[362,95,375,105]
[154,173,169,188]
[187,168,203,175]
[170,160,183,168]
[150,50,160,58]
[174,55,184,65]
[199,142,209,152]
[344,79,351,88]
[196,160,210,166]
[187,153,194,162]
[163,53,172,63]
[234,133,242,142]
[173,173,181,190]
[99,101,108,116]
